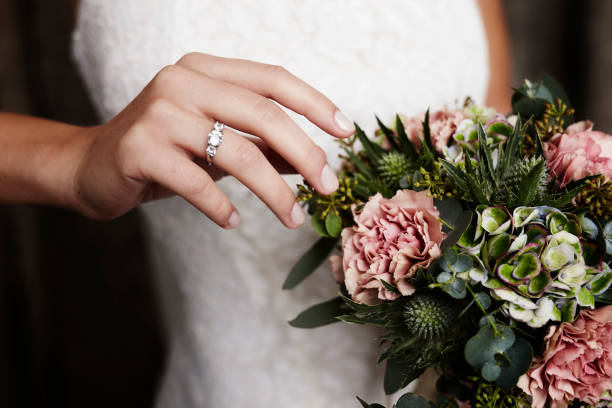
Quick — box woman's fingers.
[149,66,339,195]
[150,104,305,228]
[176,52,355,138]
[141,145,240,229]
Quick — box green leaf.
[288,297,345,328]
[380,279,400,294]
[501,117,523,176]
[576,287,595,308]
[342,147,374,179]
[422,109,434,153]
[355,123,383,163]
[440,160,468,192]
[515,159,545,206]
[384,358,425,395]
[434,198,463,233]
[561,299,577,322]
[591,271,612,295]
[376,115,400,151]
[395,115,418,161]
[325,211,343,238]
[441,211,473,251]
[356,396,385,408]
[283,237,338,289]
[477,124,496,186]
[464,324,516,371]
[311,213,330,237]
[495,337,534,389]
[482,361,502,381]
[396,393,430,408]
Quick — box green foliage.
[283,237,338,289]
[377,152,412,187]
[403,294,456,339]
[288,296,347,328]
[470,377,531,408]
[511,74,573,125]
[499,156,549,204]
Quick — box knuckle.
[116,126,149,172]
[267,64,290,77]
[252,97,284,123]
[233,139,263,167]
[146,97,173,119]
[184,173,212,197]
[306,143,327,167]
[176,52,202,66]
[152,65,183,91]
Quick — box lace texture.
[72,1,488,406]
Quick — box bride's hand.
[73,53,355,228]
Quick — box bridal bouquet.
[284,75,612,408]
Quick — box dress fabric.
[72,1,489,406]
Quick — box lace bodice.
[72,1,489,406]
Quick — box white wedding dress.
[72,1,488,406]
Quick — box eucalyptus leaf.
[441,211,473,251]
[396,393,429,408]
[283,237,338,289]
[495,337,534,389]
[434,198,463,233]
[288,297,345,328]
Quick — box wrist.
[30,123,95,212]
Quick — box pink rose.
[518,306,612,408]
[401,108,465,154]
[340,190,445,305]
[544,122,612,187]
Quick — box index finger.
[176,53,355,138]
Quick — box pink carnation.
[401,108,465,154]
[518,306,612,408]
[544,120,612,187]
[339,190,445,305]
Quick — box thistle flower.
[376,152,411,187]
[403,293,455,339]
[499,156,550,203]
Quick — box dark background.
[1,1,611,407]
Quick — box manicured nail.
[227,211,241,229]
[321,164,339,193]
[334,109,355,133]
[291,202,305,226]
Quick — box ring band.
[206,121,224,165]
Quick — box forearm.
[0,112,91,209]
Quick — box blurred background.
[1,1,611,407]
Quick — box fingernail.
[290,202,305,226]
[321,164,339,193]
[334,109,355,133]
[227,211,241,229]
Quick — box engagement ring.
[206,121,224,165]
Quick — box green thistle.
[377,152,411,187]
[575,174,612,220]
[403,294,455,340]
[500,156,549,202]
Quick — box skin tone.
[0,1,510,230]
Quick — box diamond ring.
[205,121,224,165]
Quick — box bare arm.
[477,0,512,113]
[0,113,89,208]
